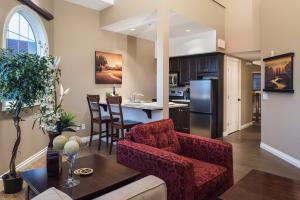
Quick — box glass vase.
[61,152,80,188]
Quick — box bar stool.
[87,95,117,150]
[106,96,142,154]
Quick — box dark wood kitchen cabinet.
[179,58,190,85]
[169,58,180,72]
[169,106,190,133]
[189,57,198,80]
[196,54,219,76]
[170,52,224,85]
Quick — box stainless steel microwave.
[169,73,178,87]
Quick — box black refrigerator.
[190,79,219,138]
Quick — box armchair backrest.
[126,119,181,154]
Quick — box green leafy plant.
[0,49,51,178]
[56,112,77,133]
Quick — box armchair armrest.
[117,140,194,200]
[176,132,233,185]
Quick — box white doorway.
[225,56,242,136]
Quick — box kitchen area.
[169,52,224,138]
[104,52,225,139]
[98,11,225,139]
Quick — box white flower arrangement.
[34,56,74,133]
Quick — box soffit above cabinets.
[64,0,114,11]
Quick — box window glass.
[6,12,37,54]
[252,73,261,91]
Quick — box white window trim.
[1,5,49,111]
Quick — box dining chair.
[87,94,117,150]
[106,96,142,154]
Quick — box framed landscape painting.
[95,51,122,84]
[263,53,294,93]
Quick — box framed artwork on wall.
[263,52,294,93]
[95,51,122,84]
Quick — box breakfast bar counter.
[99,101,188,123]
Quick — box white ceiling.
[65,0,114,11]
[102,11,214,42]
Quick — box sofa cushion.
[32,187,72,200]
[130,119,181,154]
[187,158,228,200]
[95,175,167,200]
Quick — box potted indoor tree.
[0,49,51,194]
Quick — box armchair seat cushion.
[188,158,227,199]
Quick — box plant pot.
[48,131,61,148]
[2,174,23,194]
[47,149,62,177]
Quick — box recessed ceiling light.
[130,28,136,31]
[185,29,191,33]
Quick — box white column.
[156,8,169,119]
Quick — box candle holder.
[61,152,80,188]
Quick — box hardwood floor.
[1,124,300,199]
[221,124,300,182]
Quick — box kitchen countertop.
[171,99,190,103]
[99,101,188,111]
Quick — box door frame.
[224,56,242,136]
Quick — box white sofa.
[32,175,167,200]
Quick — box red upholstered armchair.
[117,119,233,200]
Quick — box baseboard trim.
[223,131,230,137]
[241,121,254,130]
[260,142,300,169]
[81,135,100,143]
[81,135,110,143]
[0,147,47,179]
[0,135,106,180]
[223,121,255,136]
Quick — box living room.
[0,0,300,200]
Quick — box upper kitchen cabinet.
[196,54,219,77]
[189,57,198,81]
[169,58,180,72]
[179,58,190,86]
[170,52,224,85]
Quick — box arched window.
[3,6,48,55]
[6,12,37,54]
[2,6,49,110]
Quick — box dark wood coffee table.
[21,154,141,200]
[220,170,300,200]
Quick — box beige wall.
[261,0,300,160]
[0,0,53,175]
[53,0,156,137]
[225,0,261,53]
[241,61,260,125]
